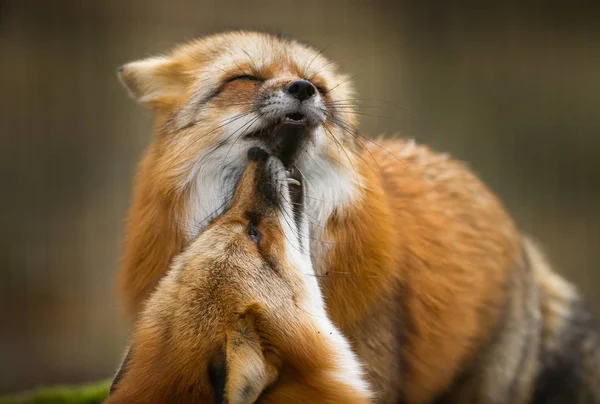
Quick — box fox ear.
[117,56,187,108]
[225,311,279,404]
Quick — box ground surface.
[0,381,109,404]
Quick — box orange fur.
[107,154,371,403]
[115,32,595,403]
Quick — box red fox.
[106,149,371,403]
[116,31,600,403]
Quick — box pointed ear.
[117,56,187,108]
[225,311,279,404]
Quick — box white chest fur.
[182,142,359,273]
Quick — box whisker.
[323,75,358,95]
[328,111,392,120]
[303,38,345,77]
[221,115,262,166]
[173,111,254,157]
[323,125,360,182]
[274,186,365,247]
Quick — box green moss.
[0,380,110,404]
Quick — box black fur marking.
[532,298,599,403]
[288,167,304,241]
[240,384,254,401]
[388,279,414,404]
[209,355,227,404]
[395,280,414,396]
[248,147,269,161]
[245,211,262,226]
[257,159,280,208]
[247,123,309,169]
[275,125,308,168]
[433,255,516,403]
[506,248,540,402]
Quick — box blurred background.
[1,0,598,394]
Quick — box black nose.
[287,80,316,102]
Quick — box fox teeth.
[287,178,301,186]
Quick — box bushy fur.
[116,31,600,403]
[107,153,371,404]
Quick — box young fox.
[117,31,600,402]
[106,149,371,404]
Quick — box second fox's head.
[107,150,370,403]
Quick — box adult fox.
[116,31,600,403]
[106,149,371,403]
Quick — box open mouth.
[244,113,308,139]
[284,112,306,124]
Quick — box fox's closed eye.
[248,223,261,245]
[227,74,261,83]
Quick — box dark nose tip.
[287,80,316,102]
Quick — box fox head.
[118,31,360,240]
[106,148,370,404]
